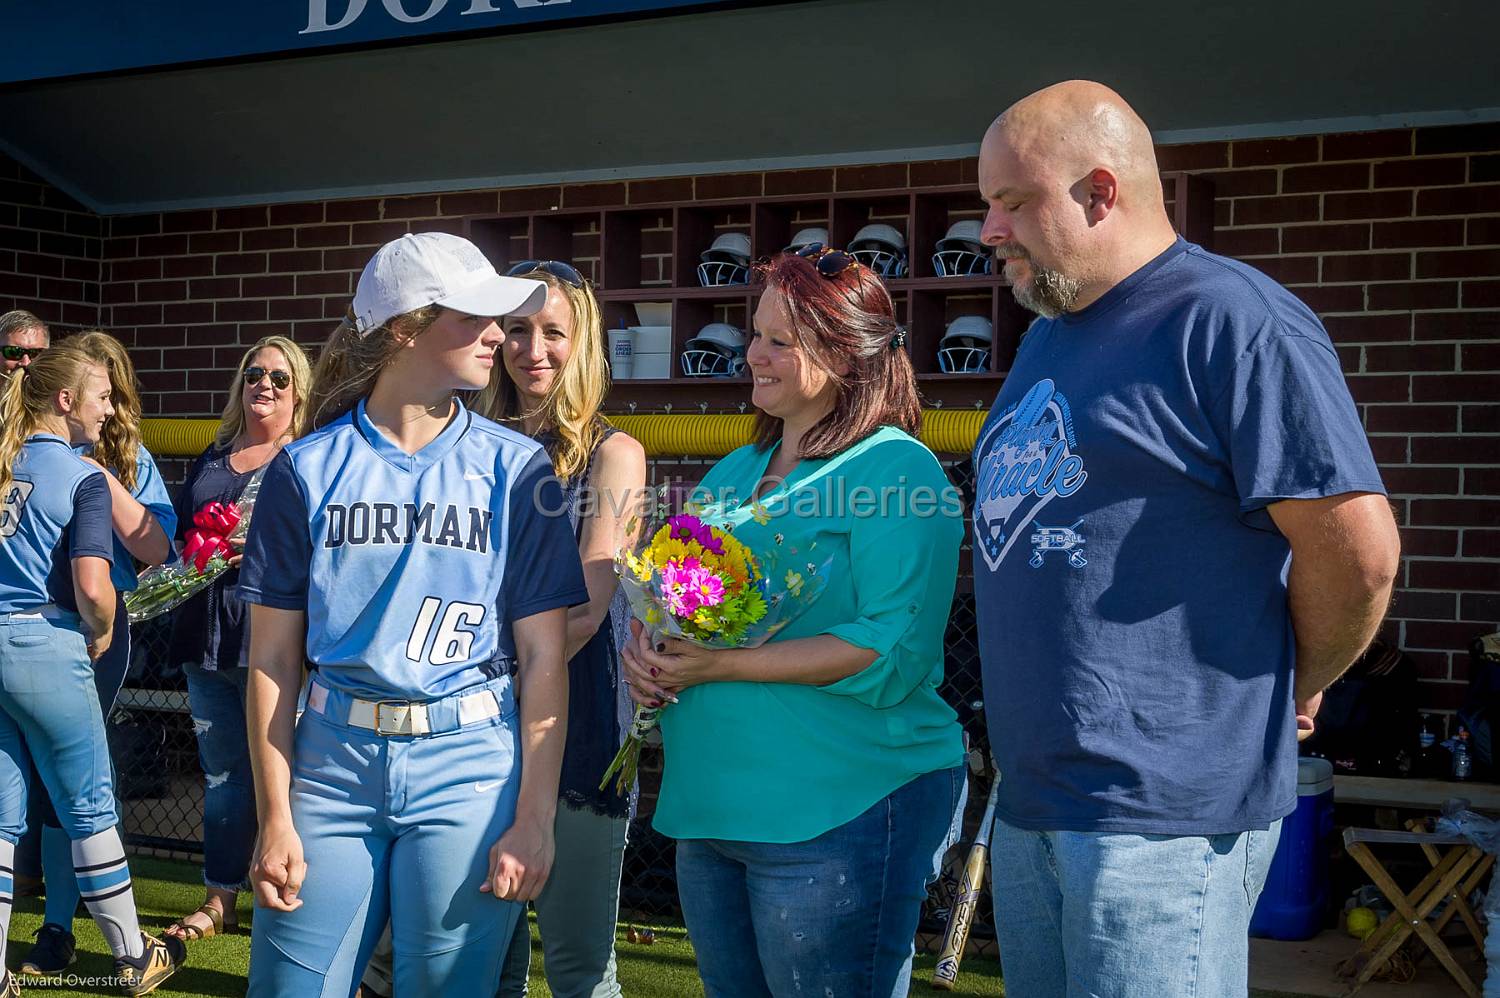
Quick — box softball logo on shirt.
[1,481,34,538]
[973,378,1088,572]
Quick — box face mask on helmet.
[680,323,747,377]
[937,315,994,373]
[784,227,830,255]
[932,219,992,277]
[848,223,909,279]
[697,232,752,287]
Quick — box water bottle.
[1419,714,1440,777]
[1454,727,1473,781]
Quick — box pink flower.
[686,566,725,608]
[659,559,704,617]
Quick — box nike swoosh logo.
[464,472,493,481]
[474,781,501,793]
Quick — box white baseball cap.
[352,232,547,334]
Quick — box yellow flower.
[785,570,804,597]
[749,501,771,525]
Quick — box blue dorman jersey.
[239,399,588,700]
[0,435,114,614]
[74,443,178,593]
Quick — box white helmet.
[848,223,909,278]
[937,315,993,373]
[681,323,747,377]
[697,232,752,287]
[784,227,829,254]
[933,219,992,277]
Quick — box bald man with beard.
[969,81,1400,996]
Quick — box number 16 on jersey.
[406,597,487,666]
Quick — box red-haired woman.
[622,246,967,997]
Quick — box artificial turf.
[4,855,1005,996]
[5,856,1317,997]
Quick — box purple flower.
[668,514,724,555]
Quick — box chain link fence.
[115,456,997,955]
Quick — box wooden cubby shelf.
[466,176,1212,412]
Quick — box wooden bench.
[1335,775,1500,812]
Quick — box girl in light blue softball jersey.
[0,346,185,997]
[17,330,178,981]
[238,233,587,997]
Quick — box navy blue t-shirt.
[973,238,1386,835]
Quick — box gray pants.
[361,804,628,998]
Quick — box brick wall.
[1164,124,1500,710]
[0,154,101,330]
[2,124,1497,714]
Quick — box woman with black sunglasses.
[164,334,312,944]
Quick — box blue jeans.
[0,610,118,843]
[989,818,1283,998]
[675,766,965,998]
[184,664,256,889]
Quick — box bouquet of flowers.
[123,471,265,624]
[600,497,831,794]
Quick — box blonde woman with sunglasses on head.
[163,335,311,944]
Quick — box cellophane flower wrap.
[123,471,266,624]
[600,492,832,794]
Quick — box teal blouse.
[652,425,967,843]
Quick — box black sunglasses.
[243,366,292,390]
[794,243,859,279]
[505,260,586,288]
[1,345,45,362]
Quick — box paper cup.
[607,328,635,379]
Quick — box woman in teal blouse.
[623,246,967,998]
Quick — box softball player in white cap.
[239,232,587,996]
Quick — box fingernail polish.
[650,667,659,677]
[655,642,667,653]
[651,700,663,708]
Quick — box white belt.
[4,603,66,621]
[306,681,501,737]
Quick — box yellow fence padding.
[143,409,986,461]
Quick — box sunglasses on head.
[505,260,586,289]
[243,366,291,390]
[1,345,45,362]
[794,243,859,279]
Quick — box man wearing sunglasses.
[0,310,49,378]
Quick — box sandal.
[164,903,236,941]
